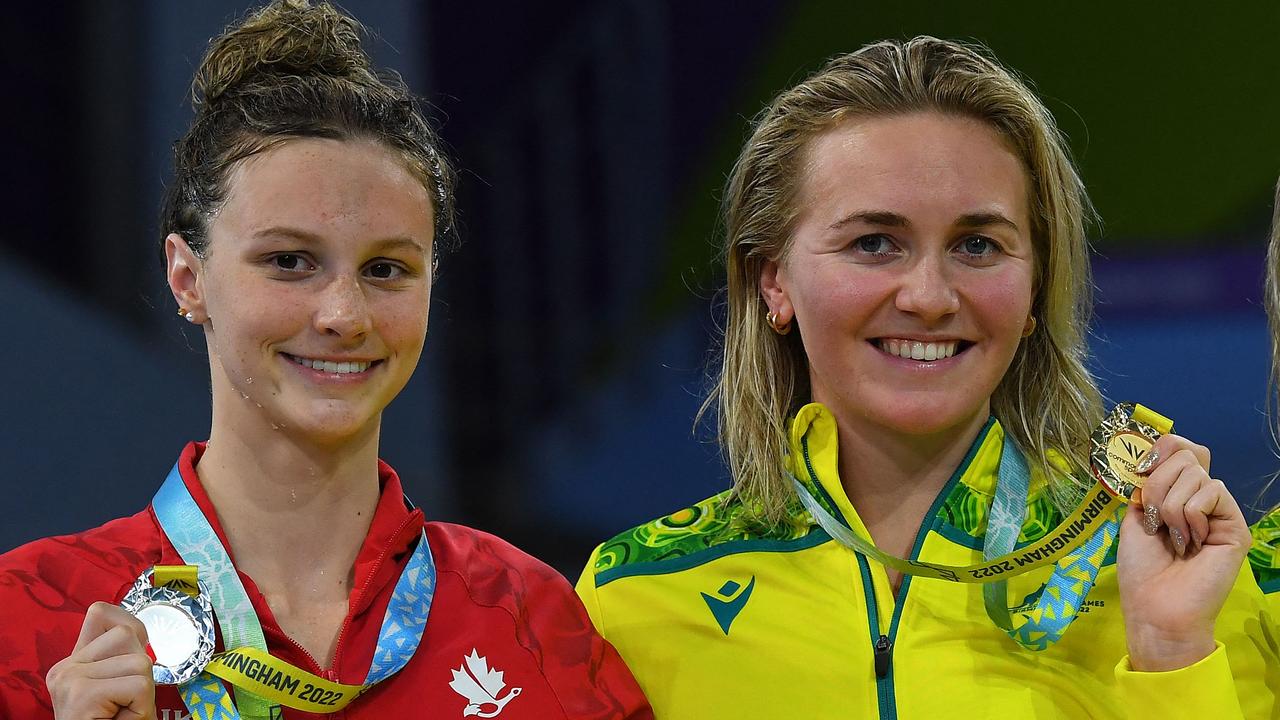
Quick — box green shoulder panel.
[1249,508,1280,594]
[938,480,1064,548]
[590,490,826,587]
[935,479,1118,565]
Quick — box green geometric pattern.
[591,456,1122,582]
[590,490,816,577]
[1249,509,1280,593]
[939,480,1064,546]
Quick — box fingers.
[1141,433,1210,475]
[1135,435,1248,558]
[1137,448,1204,554]
[50,604,156,720]
[73,602,148,653]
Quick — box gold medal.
[1089,402,1167,501]
[120,566,216,685]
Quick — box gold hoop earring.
[1022,316,1037,338]
[766,310,792,336]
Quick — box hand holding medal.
[45,602,158,720]
[1111,413,1252,671]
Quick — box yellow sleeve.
[1114,643,1243,720]
[574,543,606,635]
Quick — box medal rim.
[1090,402,1162,500]
[120,572,216,686]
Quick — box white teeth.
[289,356,372,374]
[877,339,959,361]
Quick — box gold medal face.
[1091,403,1162,500]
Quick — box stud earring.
[179,307,196,323]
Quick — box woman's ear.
[165,233,206,323]
[759,258,793,327]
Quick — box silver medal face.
[120,571,216,685]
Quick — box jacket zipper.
[855,554,898,720]
[260,512,421,718]
[803,420,990,720]
[805,439,903,720]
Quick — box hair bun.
[197,0,376,104]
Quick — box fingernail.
[1191,530,1202,552]
[1170,527,1186,556]
[1135,448,1160,474]
[1143,505,1160,535]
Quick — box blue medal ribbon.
[982,434,1119,650]
[153,460,435,719]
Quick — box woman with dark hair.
[577,38,1278,718]
[0,2,651,718]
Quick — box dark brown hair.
[161,0,454,261]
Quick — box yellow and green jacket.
[577,404,1280,719]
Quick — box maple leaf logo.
[448,649,523,717]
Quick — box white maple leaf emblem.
[449,649,522,718]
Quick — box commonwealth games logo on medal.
[1090,402,1164,501]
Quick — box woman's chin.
[267,405,381,447]
[854,397,990,439]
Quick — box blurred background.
[3,0,1279,575]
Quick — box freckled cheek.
[371,296,430,355]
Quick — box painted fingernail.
[1191,530,1202,552]
[1170,527,1186,556]
[1143,505,1160,535]
[1135,448,1160,474]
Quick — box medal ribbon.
[980,433,1121,650]
[152,462,436,718]
[792,404,1172,649]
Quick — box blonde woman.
[577,38,1277,718]
[1249,180,1280,607]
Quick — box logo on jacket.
[701,576,756,635]
[449,649,523,717]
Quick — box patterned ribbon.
[153,461,436,718]
[791,431,1120,650]
[982,433,1119,650]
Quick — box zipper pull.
[874,634,893,678]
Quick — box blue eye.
[853,234,895,256]
[958,236,997,257]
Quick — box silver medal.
[120,569,216,685]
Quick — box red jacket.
[0,443,652,720]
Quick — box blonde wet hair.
[1265,180,1280,446]
[704,36,1103,525]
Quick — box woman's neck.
[832,407,990,563]
[197,416,382,604]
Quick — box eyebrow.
[827,210,1020,233]
[828,211,909,230]
[954,212,1020,232]
[252,227,427,254]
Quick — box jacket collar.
[155,441,424,620]
[786,403,1019,535]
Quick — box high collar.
[155,441,424,619]
[786,403,1020,538]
